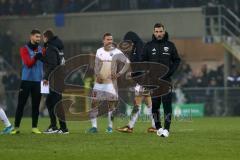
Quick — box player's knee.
[146,102,152,107]
[108,101,118,111]
[152,107,159,114]
[92,99,100,107]
[89,107,98,118]
[132,105,140,114]
[164,106,172,114]
[163,103,172,115]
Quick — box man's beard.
[35,41,40,45]
[32,40,40,45]
[104,43,114,51]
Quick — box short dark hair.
[31,29,41,35]
[43,29,54,40]
[103,32,112,39]
[154,23,165,30]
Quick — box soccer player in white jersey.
[0,107,14,134]
[88,33,130,133]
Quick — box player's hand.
[34,52,42,60]
[43,80,49,86]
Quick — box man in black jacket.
[41,29,69,134]
[142,23,181,137]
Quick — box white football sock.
[108,111,113,128]
[0,108,11,127]
[151,118,155,128]
[147,106,155,128]
[128,110,140,128]
[91,118,97,128]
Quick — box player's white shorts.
[92,83,118,101]
[134,84,151,96]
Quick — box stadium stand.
[0,0,240,16]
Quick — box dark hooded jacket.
[142,32,181,81]
[123,31,144,62]
[42,36,64,80]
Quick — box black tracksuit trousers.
[152,92,172,131]
[14,81,41,128]
[46,90,67,130]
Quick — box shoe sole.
[116,129,133,133]
[57,132,69,135]
[43,131,59,134]
[148,130,157,133]
[11,131,20,135]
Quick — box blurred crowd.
[0,0,83,16]
[175,62,240,88]
[0,30,14,65]
[174,62,240,116]
[1,71,20,115]
[0,0,239,16]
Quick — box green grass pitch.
[0,117,240,160]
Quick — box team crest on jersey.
[152,48,157,55]
[152,48,156,52]
[164,47,169,52]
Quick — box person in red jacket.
[11,29,44,134]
